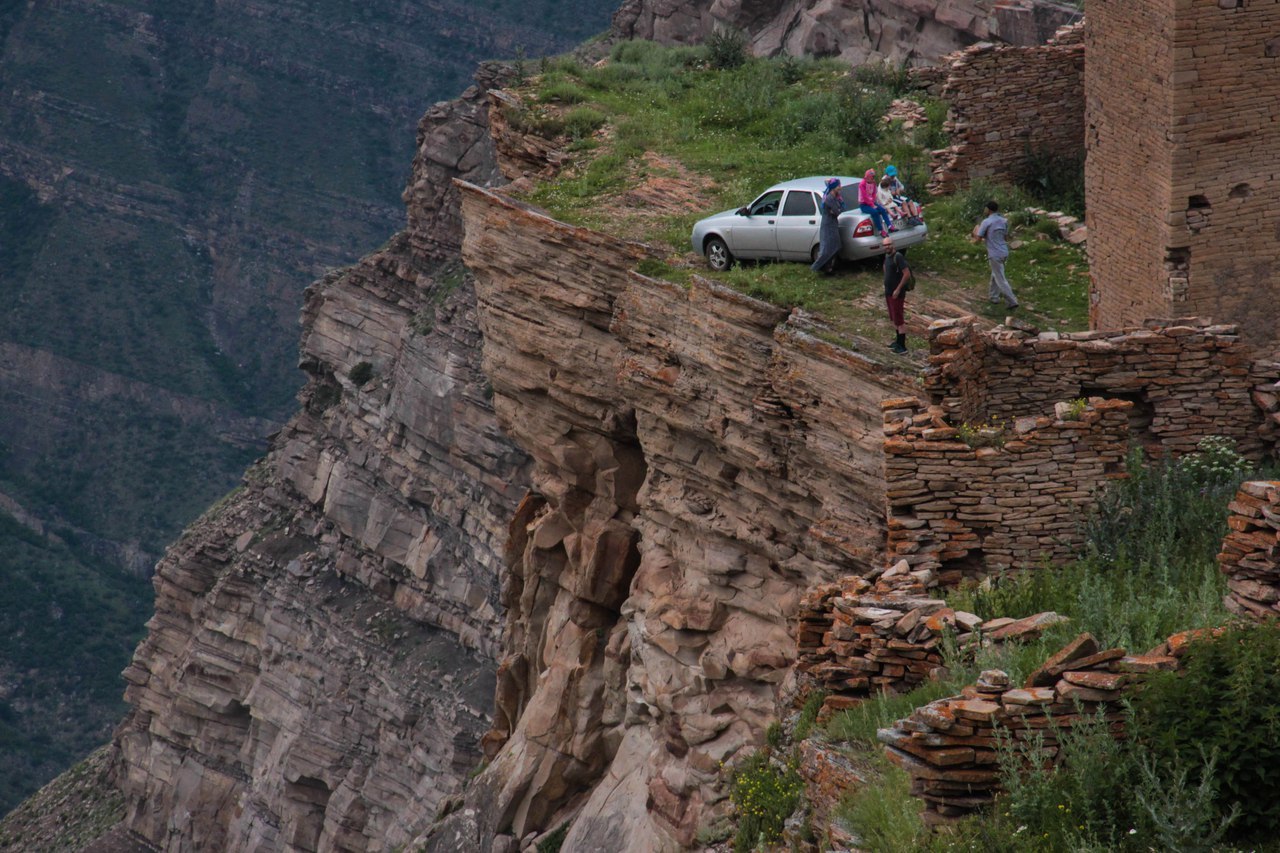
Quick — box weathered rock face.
[612,0,1082,65]
[113,72,533,851]
[428,183,911,849]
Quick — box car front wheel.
[705,236,733,271]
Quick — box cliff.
[418,186,911,850]
[109,77,532,851]
[42,3,1096,849]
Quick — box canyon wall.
[112,73,533,852]
[424,183,912,850]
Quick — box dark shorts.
[886,294,905,327]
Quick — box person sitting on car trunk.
[810,177,845,275]
[858,168,893,238]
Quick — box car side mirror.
[736,207,749,216]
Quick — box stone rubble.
[795,564,1062,707]
[1218,480,1280,620]
[878,631,1180,826]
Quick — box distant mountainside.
[0,0,617,816]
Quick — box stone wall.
[1086,0,1280,344]
[1218,480,1280,620]
[929,22,1084,194]
[880,631,1181,826]
[883,395,1131,578]
[923,317,1274,460]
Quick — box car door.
[730,190,783,258]
[775,190,820,260]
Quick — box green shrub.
[825,680,956,745]
[793,691,826,742]
[729,750,803,852]
[839,763,928,853]
[348,361,373,385]
[539,80,588,104]
[914,96,951,151]
[831,76,891,150]
[1016,146,1085,217]
[562,107,606,140]
[1133,623,1280,842]
[854,60,912,95]
[705,26,748,70]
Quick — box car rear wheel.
[705,236,733,272]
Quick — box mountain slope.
[0,0,616,816]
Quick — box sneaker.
[1008,303,1019,311]
[889,341,907,354]
[989,297,1001,304]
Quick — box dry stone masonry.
[923,316,1274,460]
[1218,480,1280,620]
[883,394,1130,578]
[1086,0,1280,343]
[795,571,1071,710]
[879,631,1181,826]
[929,22,1084,194]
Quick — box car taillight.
[852,219,874,237]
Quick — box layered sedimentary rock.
[427,182,912,850]
[612,0,1082,65]
[113,70,533,851]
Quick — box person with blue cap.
[884,164,921,221]
[810,177,845,275]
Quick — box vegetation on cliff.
[507,41,1090,345]
[822,442,1280,851]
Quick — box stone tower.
[1085,0,1280,344]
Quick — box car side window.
[748,191,783,217]
[781,190,817,217]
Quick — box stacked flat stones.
[796,564,1069,711]
[879,632,1179,826]
[1218,480,1280,619]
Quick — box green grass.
[518,44,1089,339]
[823,442,1268,850]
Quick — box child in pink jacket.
[858,168,892,238]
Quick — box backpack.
[892,251,915,291]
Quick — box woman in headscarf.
[810,177,845,275]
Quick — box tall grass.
[830,439,1274,849]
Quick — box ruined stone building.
[1086,0,1280,344]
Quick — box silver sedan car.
[690,176,928,271]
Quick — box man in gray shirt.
[976,200,1018,310]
